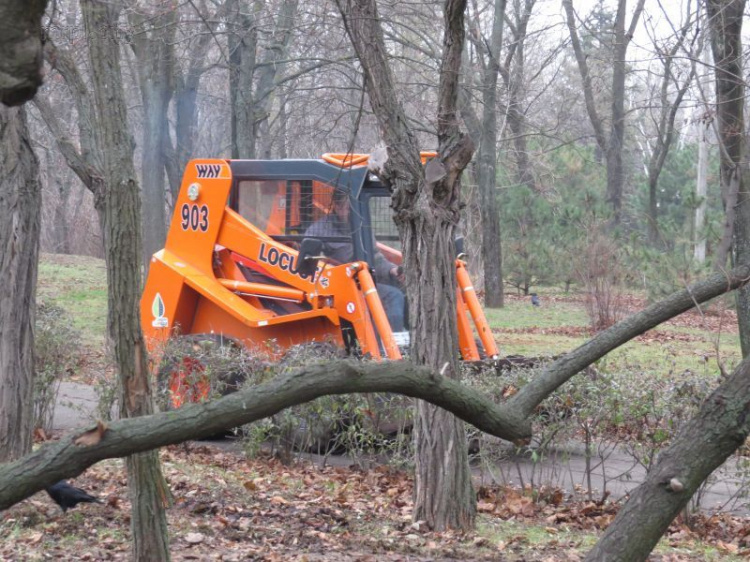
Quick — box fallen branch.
[510,263,750,416]
[0,359,529,510]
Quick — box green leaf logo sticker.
[151,293,168,328]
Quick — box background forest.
[32,0,720,300]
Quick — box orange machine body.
[141,155,498,366]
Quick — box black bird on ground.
[530,293,541,307]
[45,480,102,512]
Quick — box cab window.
[236,179,337,237]
[367,194,401,252]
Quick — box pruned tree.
[0,105,42,463]
[336,0,478,531]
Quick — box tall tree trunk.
[129,3,176,273]
[706,0,749,352]
[337,0,476,531]
[694,121,709,262]
[607,0,636,224]
[645,21,695,246]
[254,0,298,159]
[477,0,506,308]
[0,105,41,463]
[502,0,534,193]
[81,1,170,559]
[228,0,258,159]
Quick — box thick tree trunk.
[409,213,476,530]
[477,0,506,309]
[587,355,750,561]
[706,0,750,354]
[0,0,48,105]
[81,1,170,559]
[0,105,41,463]
[338,0,477,530]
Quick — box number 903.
[180,204,209,232]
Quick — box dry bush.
[577,232,628,331]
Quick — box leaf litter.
[2,442,749,561]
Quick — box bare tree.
[705,0,749,354]
[80,1,171,558]
[227,0,299,159]
[34,1,172,558]
[128,1,177,272]
[562,0,646,225]
[468,0,508,308]
[641,11,698,245]
[0,105,42,463]
[338,0,480,530]
[3,262,750,562]
[0,0,48,466]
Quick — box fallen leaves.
[4,442,750,561]
[183,532,205,544]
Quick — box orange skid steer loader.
[141,154,499,408]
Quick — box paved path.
[55,382,100,431]
[54,382,750,515]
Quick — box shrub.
[34,302,82,433]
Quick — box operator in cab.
[305,189,406,332]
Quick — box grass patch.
[37,253,107,347]
[485,297,589,329]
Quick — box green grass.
[35,252,742,381]
[37,253,108,347]
[486,292,742,379]
[485,299,589,329]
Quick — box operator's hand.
[389,265,405,285]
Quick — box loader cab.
[227,159,400,271]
